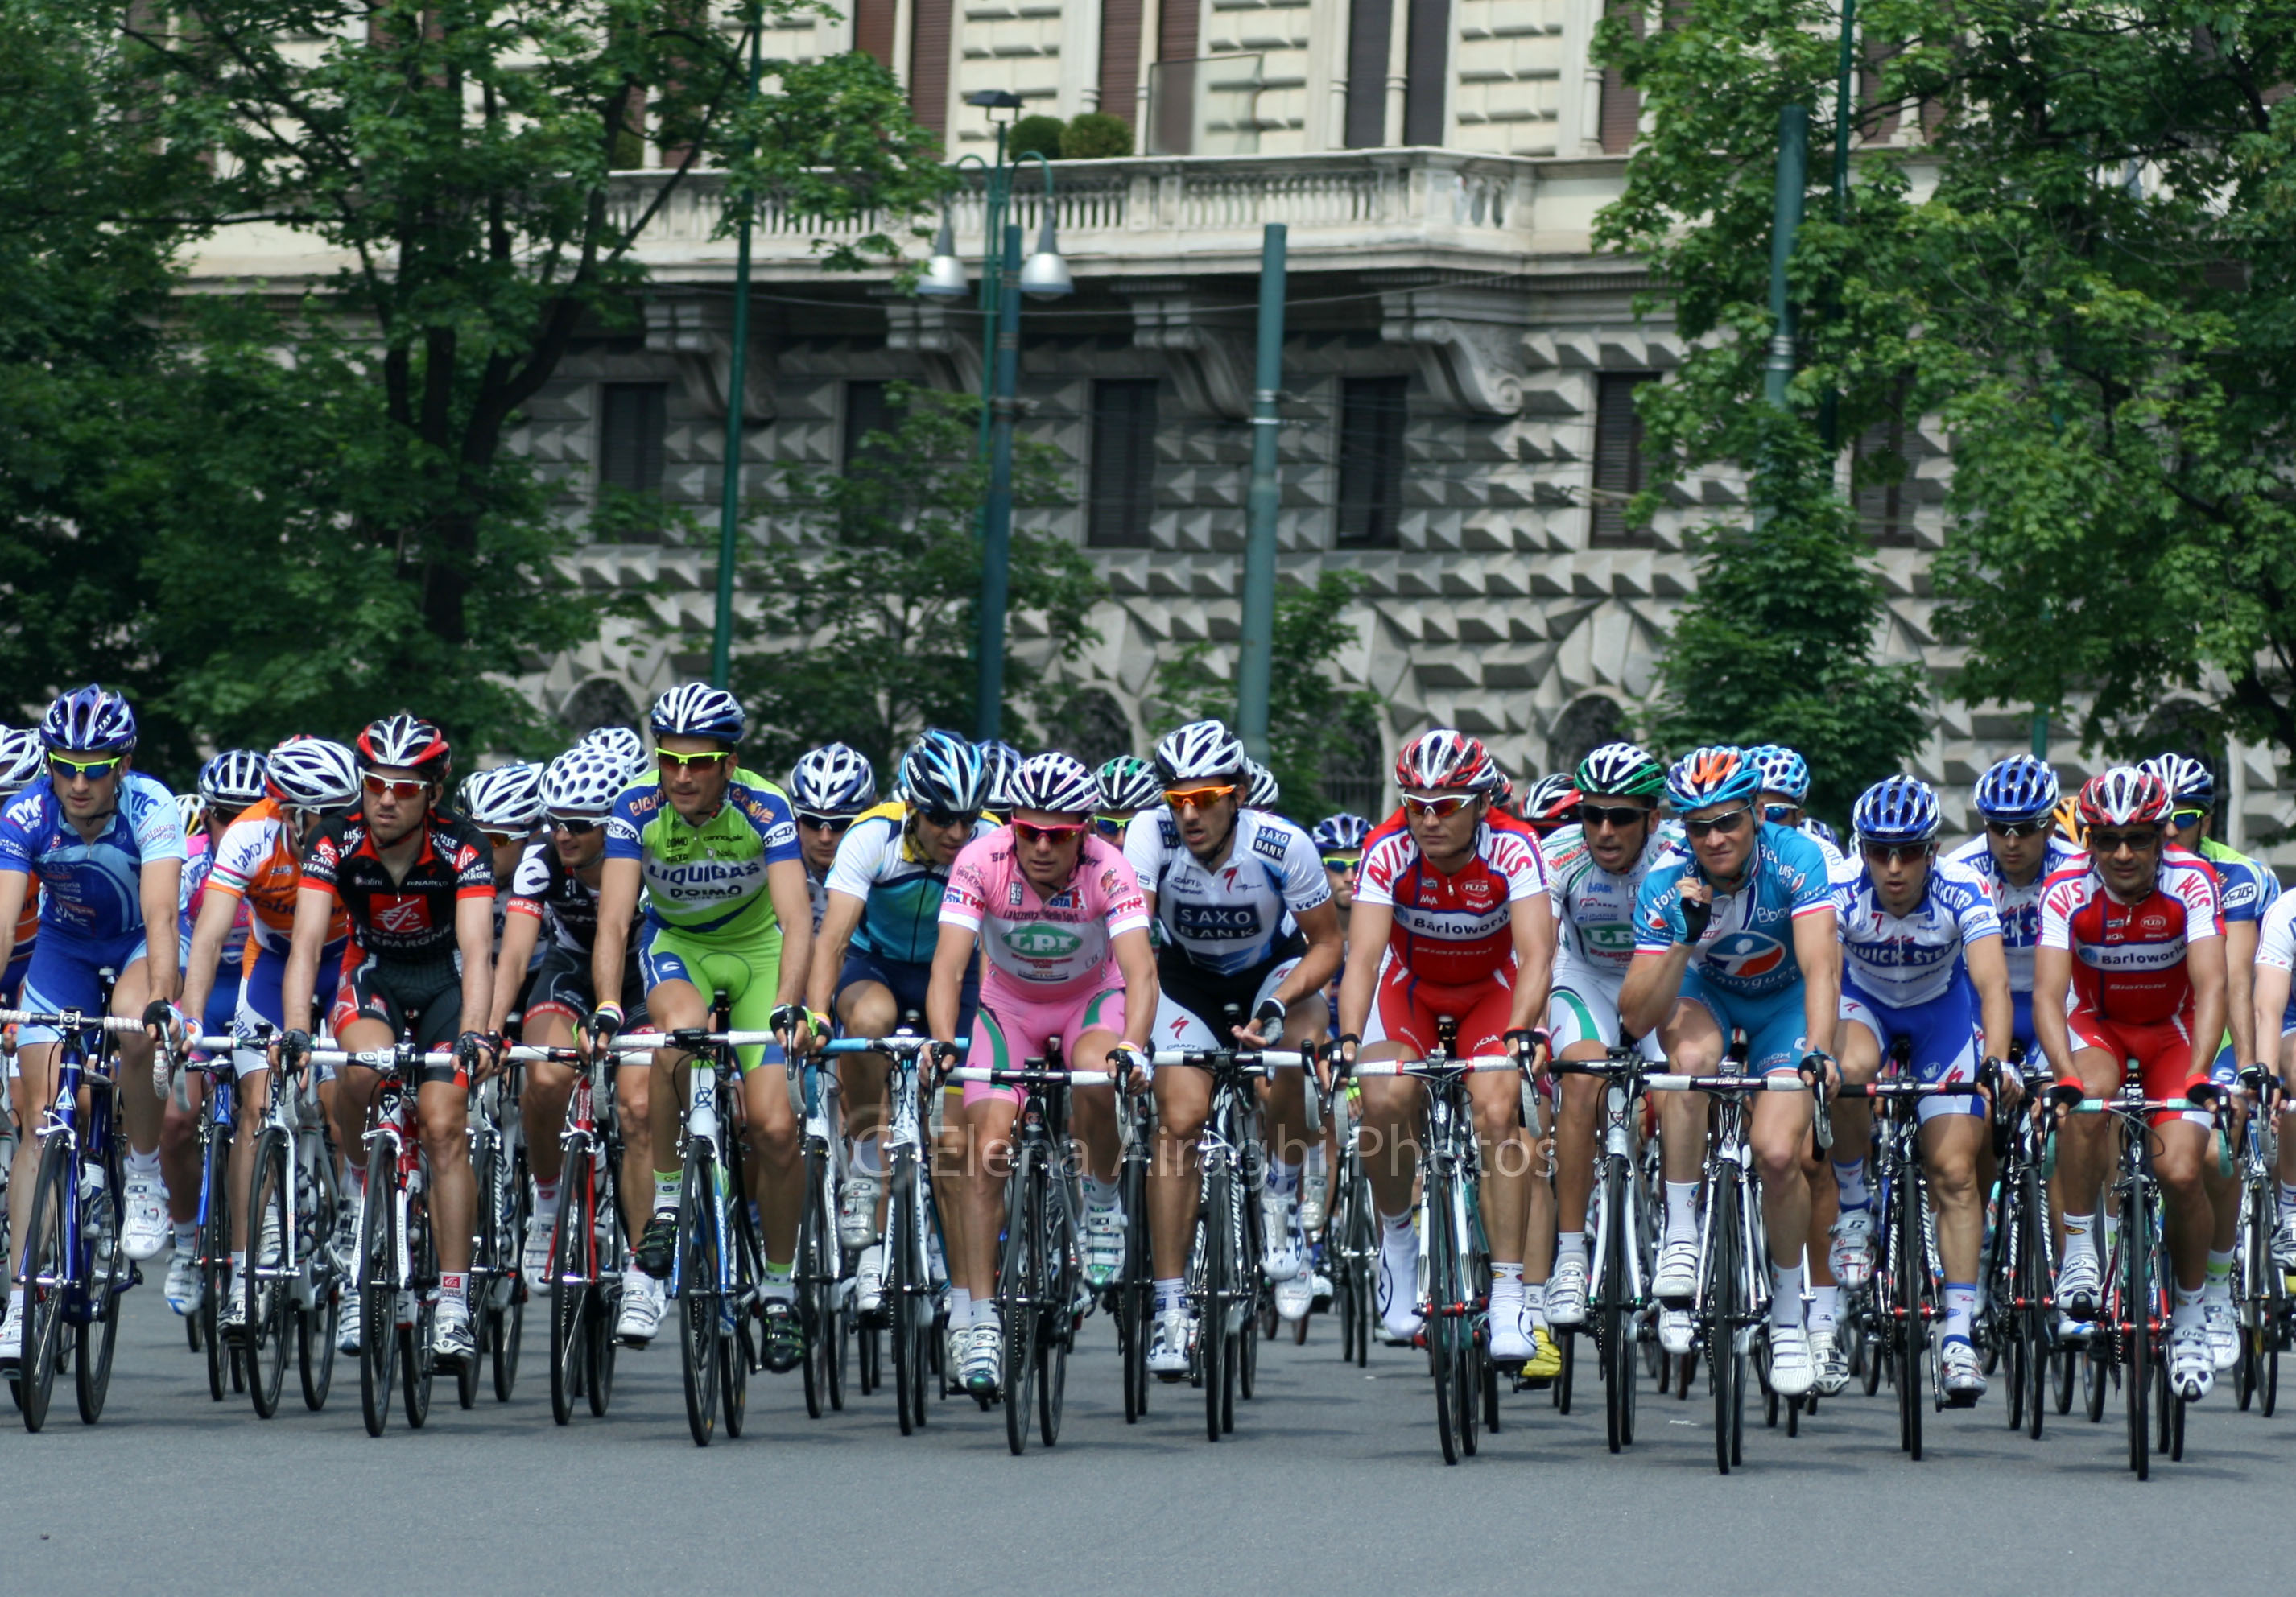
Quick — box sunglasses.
[1162,783,1237,811]
[480,827,527,848]
[2087,827,2160,856]
[1321,855,1361,872]
[1985,819,2051,839]
[1014,819,1086,844]
[1761,803,1797,823]
[655,749,728,771]
[1092,815,1129,838]
[1683,807,1751,840]
[1861,841,1931,866]
[2169,808,2207,828]
[550,815,601,836]
[1580,803,1652,831]
[919,807,980,830]
[48,753,122,782]
[1401,793,1478,820]
[362,774,427,800]
[796,812,853,834]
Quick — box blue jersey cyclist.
[1943,754,2083,1059]
[1746,743,1860,887]
[0,727,47,1000]
[1826,775,2017,1405]
[0,686,189,1364]
[1620,744,1840,1399]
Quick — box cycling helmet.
[978,739,1025,810]
[1245,759,1281,810]
[1493,770,1518,814]
[1665,745,1761,812]
[175,792,208,836]
[1008,752,1101,817]
[1096,755,1163,813]
[2075,767,2171,831]
[2138,753,2213,808]
[197,749,269,810]
[1804,817,1840,848]
[1574,741,1666,801]
[265,737,361,811]
[1525,774,1584,831]
[0,727,44,798]
[1311,813,1371,852]
[898,728,988,814]
[357,712,450,778]
[579,725,648,780]
[1744,743,1811,803]
[650,683,745,745]
[1972,754,2060,823]
[41,684,137,755]
[1851,774,1941,846]
[541,743,630,819]
[1394,729,1499,794]
[787,742,878,817]
[2053,795,2083,844]
[1153,720,1249,785]
[459,762,546,832]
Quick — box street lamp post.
[709,6,766,689]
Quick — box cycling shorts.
[224,940,346,1081]
[2010,989,2034,1058]
[17,925,150,1050]
[1153,947,1305,1052]
[835,947,977,1043]
[330,948,467,1086]
[522,943,649,1035]
[1675,968,1808,1076]
[4,939,32,1005]
[638,921,782,1075]
[1840,972,1981,1125]
[2064,1005,2211,1129]
[964,976,1125,1109]
[1361,947,1517,1062]
[1547,954,1662,1062]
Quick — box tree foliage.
[729,386,1105,778]
[1598,0,2296,773]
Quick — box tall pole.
[709,14,764,689]
[1818,0,1856,450]
[1236,224,1287,763]
[1762,105,1808,413]
[974,223,1023,741]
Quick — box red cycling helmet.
[2074,767,2170,831]
[1394,729,1499,794]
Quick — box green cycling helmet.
[1574,740,1666,801]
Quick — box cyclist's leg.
[1356,954,1432,1337]
[1825,990,1885,1285]
[833,968,899,1232]
[2047,1013,2127,1304]
[957,1003,1025,1306]
[2139,1024,2215,1298]
[407,977,473,1277]
[1148,992,1219,1281]
[109,948,163,1162]
[1065,984,1126,1186]
[518,947,589,1195]
[635,923,708,1243]
[1654,980,1728,1235]
[162,963,233,1245]
[1252,955,1316,1188]
[1743,986,1818,1323]
[1902,981,1986,1357]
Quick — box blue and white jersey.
[1943,833,2084,996]
[2258,893,2296,1034]
[0,771,188,941]
[1806,824,1861,887]
[1833,856,2001,1009]
[1123,807,1330,977]
[1634,823,1834,1001]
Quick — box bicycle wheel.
[2125,1184,2149,1479]
[1001,1141,1039,1456]
[547,1143,592,1427]
[1707,1168,1741,1475]
[889,1157,926,1435]
[14,1141,69,1432]
[244,1129,292,1419]
[1427,1171,1462,1465]
[199,1132,231,1402]
[1600,1156,1632,1453]
[586,1286,617,1417]
[1198,1156,1233,1443]
[1038,1170,1070,1449]
[299,1140,341,1412]
[357,1141,398,1438]
[2265,1232,2285,1419]
[403,1192,436,1429]
[2017,1164,2050,1440]
[490,1138,528,1403]
[1898,1166,1926,1461]
[676,1153,722,1447]
[1119,1147,1150,1424]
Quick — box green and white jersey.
[1540,820,1682,981]
[604,768,802,943]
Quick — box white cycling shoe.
[1941,1337,1985,1405]
[521,1213,555,1294]
[617,1273,663,1344]
[121,1174,170,1262]
[1489,1305,1536,1364]
[2055,1250,2104,1318]
[2205,1298,2240,1372]
[2274,1212,2296,1271]
[1376,1250,1424,1344]
[1811,1327,1850,1396]
[1299,1167,1330,1235]
[2170,1323,2215,1401]
[1146,1306,1194,1378]
[164,1247,200,1315]
[1082,1201,1125,1290]
[1274,1269,1314,1323]
[1658,1306,1695,1356]
[1652,1239,1699,1306]
[961,1317,1004,1396]
[1261,1191,1305,1283]
[855,1244,886,1315]
[1766,1323,1816,1397]
[1545,1255,1590,1327]
[1828,1207,1875,1290]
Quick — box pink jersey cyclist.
[938,827,1150,1104]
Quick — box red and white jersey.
[1356,823,1548,986]
[2037,848,2221,1027]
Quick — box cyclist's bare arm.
[2031,944,2077,1083]
[766,856,814,1046]
[2188,931,2228,1086]
[1792,906,1840,1058]
[925,920,977,1046]
[139,855,183,1005]
[806,889,867,1018]
[456,893,496,1046]
[1335,901,1394,1044]
[1282,898,1345,1009]
[587,856,643,1030]
[0,868,25,974]
[1619,945,1690,1039]
[1506,892,1555,1034]
[487,907,543,1038]
[279,881,339,1040]
[2256,962,2291,1073]
[176,881,246,1025]
[1111,925,1158,1052]
[2224,918,2259,1079]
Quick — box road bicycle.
[515,1040,625,1426]
[1324,1081,1377,1371]
[180,1042,243,1401]
[2232,1066,2287,1416]
[1109,1041,1154,1422]
[791,1032,846,1423]
[1981,1056,2052,1439]
[336,1036,448,1437]
[1551,1046,1658,1453]
[465,1061,528,1406]
[229,1025,346,1417]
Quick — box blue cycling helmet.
[1311,813,1371,852]
[1803,817,1840,848]
[198,749,270,809]
[41,684,138,756]
[1743,744,1810,803]
[900,728,989,813]
[650,683,745,745]
[1972,754,2059,823]
[1665,745,1761,811]
[2138,753,2212,808]
[1852,774,1941,845]
[788,743,878,816]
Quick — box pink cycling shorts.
[961,976,1127,1108]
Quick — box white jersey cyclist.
[1835,856,2002,1009]
[1541,819,1678,1058]
[2258,891,2296,1042]
[1943,832,2083,997]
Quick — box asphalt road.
[0,1289,2286,1595]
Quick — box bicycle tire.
[586,1286,617,1417]
[299,1137,341,1413]
[1001,1139,1039,1457]
[2265,1233,2284,1418]
[1898,1162,1926,1461]
[890,1154,928,1435]
[200,1125,231,1403]
[2125,1181,2149,1479]
[1454,1182,1481,1459]
[357,1138,398,1438]
[1601,1154,1631,1453]
[1708,1166,1741,1475]
[1038,1160,1070,1448]
[14,1140,69,1432]
[491,1137,529,1403]
[721,1292,750,1438]
[1555,1325,1574,1410]
[403,1189,437,1429]
[244,1130,292,1419]
[796,1143,832,1421]
[676,1153,721,1447]
[547,1141,591,1426]
[2018,1163,2049,1439]
[1238,1155,1263,1405]
[1427,1169,1461,1465]
[1117,1136,1150,1422]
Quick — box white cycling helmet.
[650,683,745,745]
[198,749,270,810]
[579,725,650,783]
[1245,759,1280,810]
[0,726,45,798]
[1009,753,1101,817]
[459,762,547,832]
[266,737,361,812]
[542,744,630,819]
[1154,720,1248,784]
[788,742,878,817]
[175,791,209,836]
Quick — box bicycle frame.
[14,1006,130,1326]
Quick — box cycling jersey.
[1942,833,2085,995]
[0,770,186,940]
[506,836,638,956]
[207,798,352,955]
[1832,858,2001,1009]
[604,770,799,943]
[2196,836,2278,926]
[2258,893,2296,1037]
[1541,822,1678,976]
[938,829,1149,999]
[1123,806,1328,976]
[2038,850,2221,1027]
[826,801,997,966]
[805,865,830,934]
[1355,823,1547,987]
[180,829,253,968]
[1803,821,1860,887]
[1633,823,1832,1001]
[302,810,493,967]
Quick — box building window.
[1335,375,1409,548]
[1402,0,1451,146]
[1589,372,1657,545]
[1548,694,1627,778]
[1344,0,1393,147]
[842,380,906,470]
[597,382,667,496]
[1320,709,1387,818]
[1087,380,1158,549]
[1596,2,1645,154]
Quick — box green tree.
[1152,570,1380,818]
[1060,113,1133,159]
[1596,0,2296,774]
[729,386,1104,777]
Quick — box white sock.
[1557,1231,1587,1270]
[1664,1182,1699,1244]
[440,1271,467,1312]
[2172,1281,2204,1331]
[2063,1211,2096,1264]
[124,1147,161,1182]
[2280,1182,2296,1214]
[1831,1158,1869,1211]
[1769,1259,1805,1329]
[229,1249,247,1290]
[1943,1282,1976,1343]
[173,1221,197,1252]
[949,1286,972,1327]
[1525,1278,1549,1328]
[6,1286,22,1324]
[1084,1174,1120,1211]
[652,1170,680,1218]
[1490,1270,1524,1317]
[1268,1158,1301,1199]
[348,1160,366,1195]
[1807,1284,1840,1334]
[1153,1277,1185,1317]
[761,1261,794,1303]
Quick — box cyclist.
[978,738,1024,815]
[788,742,878,934]
[1093,755,1162,847]
[806,729,997,1314]
[1129,720,1341,1353]
[1944,756,2079,1061]
[578,724,648,774]
[460,763,547,997]
[0,728,43,1001]
[1333,730,1554,1360]
[1534,742,1675,1366]
[928,753,1158,1397]
[2034,767,2227,1401]
[0,687,188,1364]
[484,745,660,1339]
[1827,776,2015,1403]
[588,684,818,1373]
[1620,745,1840,1397]
[1746,744,1857,885]
[2255,889,2296,1263]
[1522,774,1583,841]
[1304,811,1371,1233]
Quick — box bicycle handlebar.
[1836,1080,1990,1100]
[0,1008,150,1037]
[1639,1072,1814,1093]
[822,1036,967,1056]
[1149,1049,1311,1070]
[942,1066,1114,1085]
[1343,1054,1522,1079]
